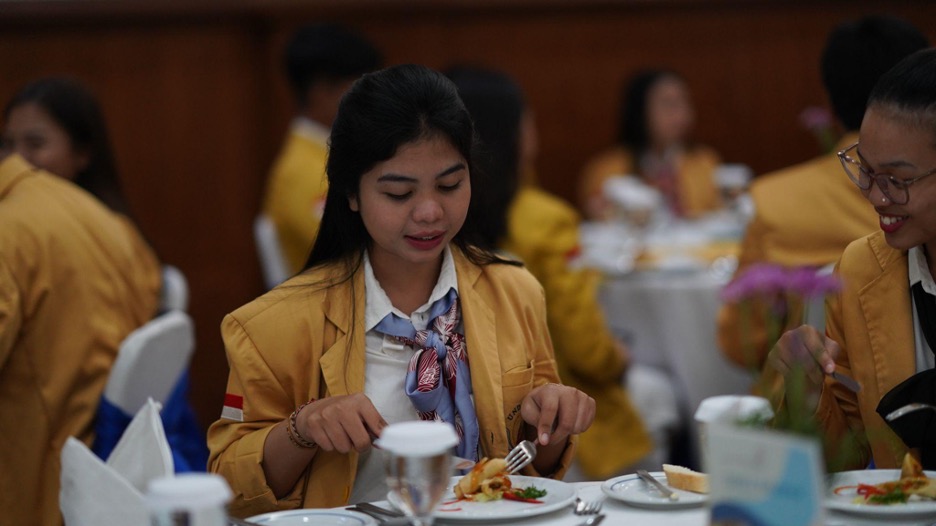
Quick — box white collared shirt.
[349,246,461,504]
[909,246,936,372]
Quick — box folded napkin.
[877,369,936,468]
[60,398,174,526]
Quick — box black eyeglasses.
[837,142,936,205]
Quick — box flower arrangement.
[799,106,840,154]
[720,263,843,437]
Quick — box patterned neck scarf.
[374,288,479,460]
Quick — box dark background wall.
[2,0,934,430]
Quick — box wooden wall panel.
[1,1,935,431]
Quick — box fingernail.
[540,432,549,445]
[825,363,836,374]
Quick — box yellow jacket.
[770,232,912,471]
[718,134,879,369]
[503,186,651,478]
[262,120,329,274]
[578,145,721,218]
[0,155,161,526]
[207,248,574,517]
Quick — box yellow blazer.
[578,145,721,218]
[718,134,879,369]
[262,124,329,274]
[0,155,161,526]
[811,231,914,470]
[207,248,574,517]
[504,185,651,478]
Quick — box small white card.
[705,424,825,526]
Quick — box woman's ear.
[348,193,360,212]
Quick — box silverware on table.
[350,502,405,517]
[346,505,412,525]
[828,370,862,393]
[505,439,537,474]
[573,497,603,515]
[575,513,605,526]
[885,402,936,422]
[636,469,679,501]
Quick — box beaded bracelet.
[286,399,318,449]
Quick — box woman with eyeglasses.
[768,48,936,471]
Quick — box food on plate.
[834,452,936,505]
[452,457,547,503]
[662,464,709,494]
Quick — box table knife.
[636,469,679,501]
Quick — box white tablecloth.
[360,482,934,525]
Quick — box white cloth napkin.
[60,398,174,526]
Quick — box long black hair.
[3,77,131,216]
[304,64,514,272]
[867,48,936,132]
[446,66,525,249]
[617,69,684,160]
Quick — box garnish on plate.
[451,457,548,504]
[833,452,936,505]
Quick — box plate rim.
[825,469,936,518]
[600,470,708,509]
[246,508,378,525]
[389,474,576,522]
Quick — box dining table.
[347,480,936,526]
[579,213,757,464]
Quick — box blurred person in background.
[262,23,382,276]
[579,70,721,221]
[449,66,683,480]
[0,124,161,524]
[718,16,929,371]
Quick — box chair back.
[254,214,291,289]
[160,265,189,312]
[104,310,195,416]
[802,263,836,333]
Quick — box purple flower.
[720,263,842,303]
[798,106,833,131]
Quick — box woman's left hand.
[520,383,595,446]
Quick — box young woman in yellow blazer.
[768,49,936,471]
[208,64,596,517]
[578,70,721,220]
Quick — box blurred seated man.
[261,24,381,276]
[578,69,722,221]
[450,66,683,480]
[0,152,161,526]
[717,15,928,370]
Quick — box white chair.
[802,263,836,333]
[160,265,188,312]
[104,311,195,416]
[254,214,291,290]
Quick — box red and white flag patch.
[221,393,244,421]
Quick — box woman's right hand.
[767,325,840,402]
[295,393,387,453]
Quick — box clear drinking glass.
[376,421,459,526]
[385,451,451,526]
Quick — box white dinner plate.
[601,471,708,509]
[247,508,378,525]
[826,469,936,519]
[387,475,576,522]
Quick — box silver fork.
[573,497,603,515]
[885,402,936,422]
[506,440,537,474]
